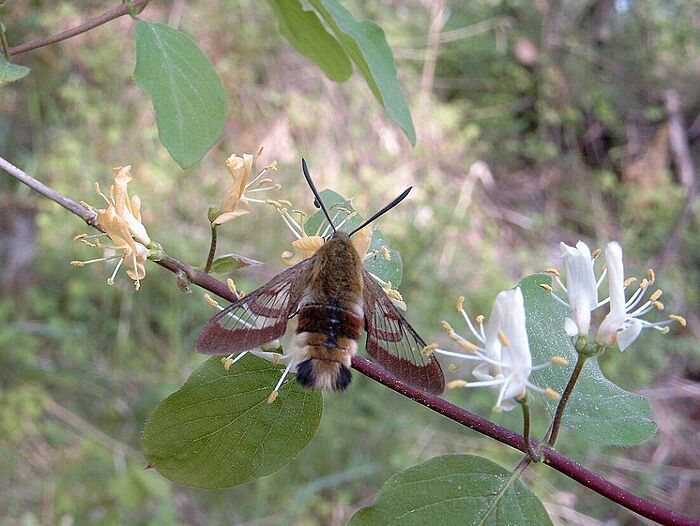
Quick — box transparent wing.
[196,259,314,355]
[362,270,445,393]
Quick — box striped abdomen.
[293,302,364,391]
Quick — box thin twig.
[43,398,142,459]
[519,396,538,461]
[9,0,151,57]
[1,156,698,526]
[546,351,588,446]
[0,21,11,59]
[203,224,218,274]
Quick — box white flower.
[559,241,598,336]
[595,242,677,350]
[547,240,685,352]
[434,288,560,411]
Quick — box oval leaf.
[303,189,403,285]
[0,55,30,83]
[350,454,552,526]
[309,0,416,146]
[269,0,352,82]
[133,21,227,169]
[209,253,264,275]
[142,355,323,488]
[519,274,657,446]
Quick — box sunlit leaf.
[142,355,323,488]
[269,0,352,82]
[209,253,264,275]
[308,0,416,146]
[304,189,402,285]
[133,21,227,169]
[0,55,30,83]
[350,454,552,525]
[520,274,657,445]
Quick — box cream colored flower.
[281,235,325,266]
[213,152,279,225]
[111,166,151,245]
[72,166,151,290]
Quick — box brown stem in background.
[8,0,151,57]
[653,90,698,268]
[1,156,698,526]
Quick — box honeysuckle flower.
[558,241,598,336]
[546,240,685,352]
[433,289,562,412]
[271,201,372,265]
[281,235,325,266]
[212,151,279,225]
[72,166,152,290]
[595,242,683,350]
[111,166,151,245]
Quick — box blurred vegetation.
[1,0,699,524]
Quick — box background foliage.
[1,0,699,524]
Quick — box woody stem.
[1,155,697,526]
[8,0,151,57]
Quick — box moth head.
[301,158,413,240]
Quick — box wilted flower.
[72,166,151,290]
[545,240,685,352]
[111,166,151,245]
[212,151,279,225]
[433,288,561,411]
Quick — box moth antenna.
[349,187,412,237]
[301,158,336,233]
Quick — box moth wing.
[196,258,314,355]
[362,270,445,393]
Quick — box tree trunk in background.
[0,192,37,296]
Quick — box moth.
[196,159,444,396]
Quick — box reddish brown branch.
[352,357,699,526]
[1,156,698,526]
[9,0,151,57]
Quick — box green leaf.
[209,253,264,275]
[142,355,323,488]
[308,0,416,146]
[269,0,352,82]
[350,454,551,526]
[303,189,403,285]
[0,55,30,83]
[519,274,657,445]
[363,229,402,287]
[133,21,227,169]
